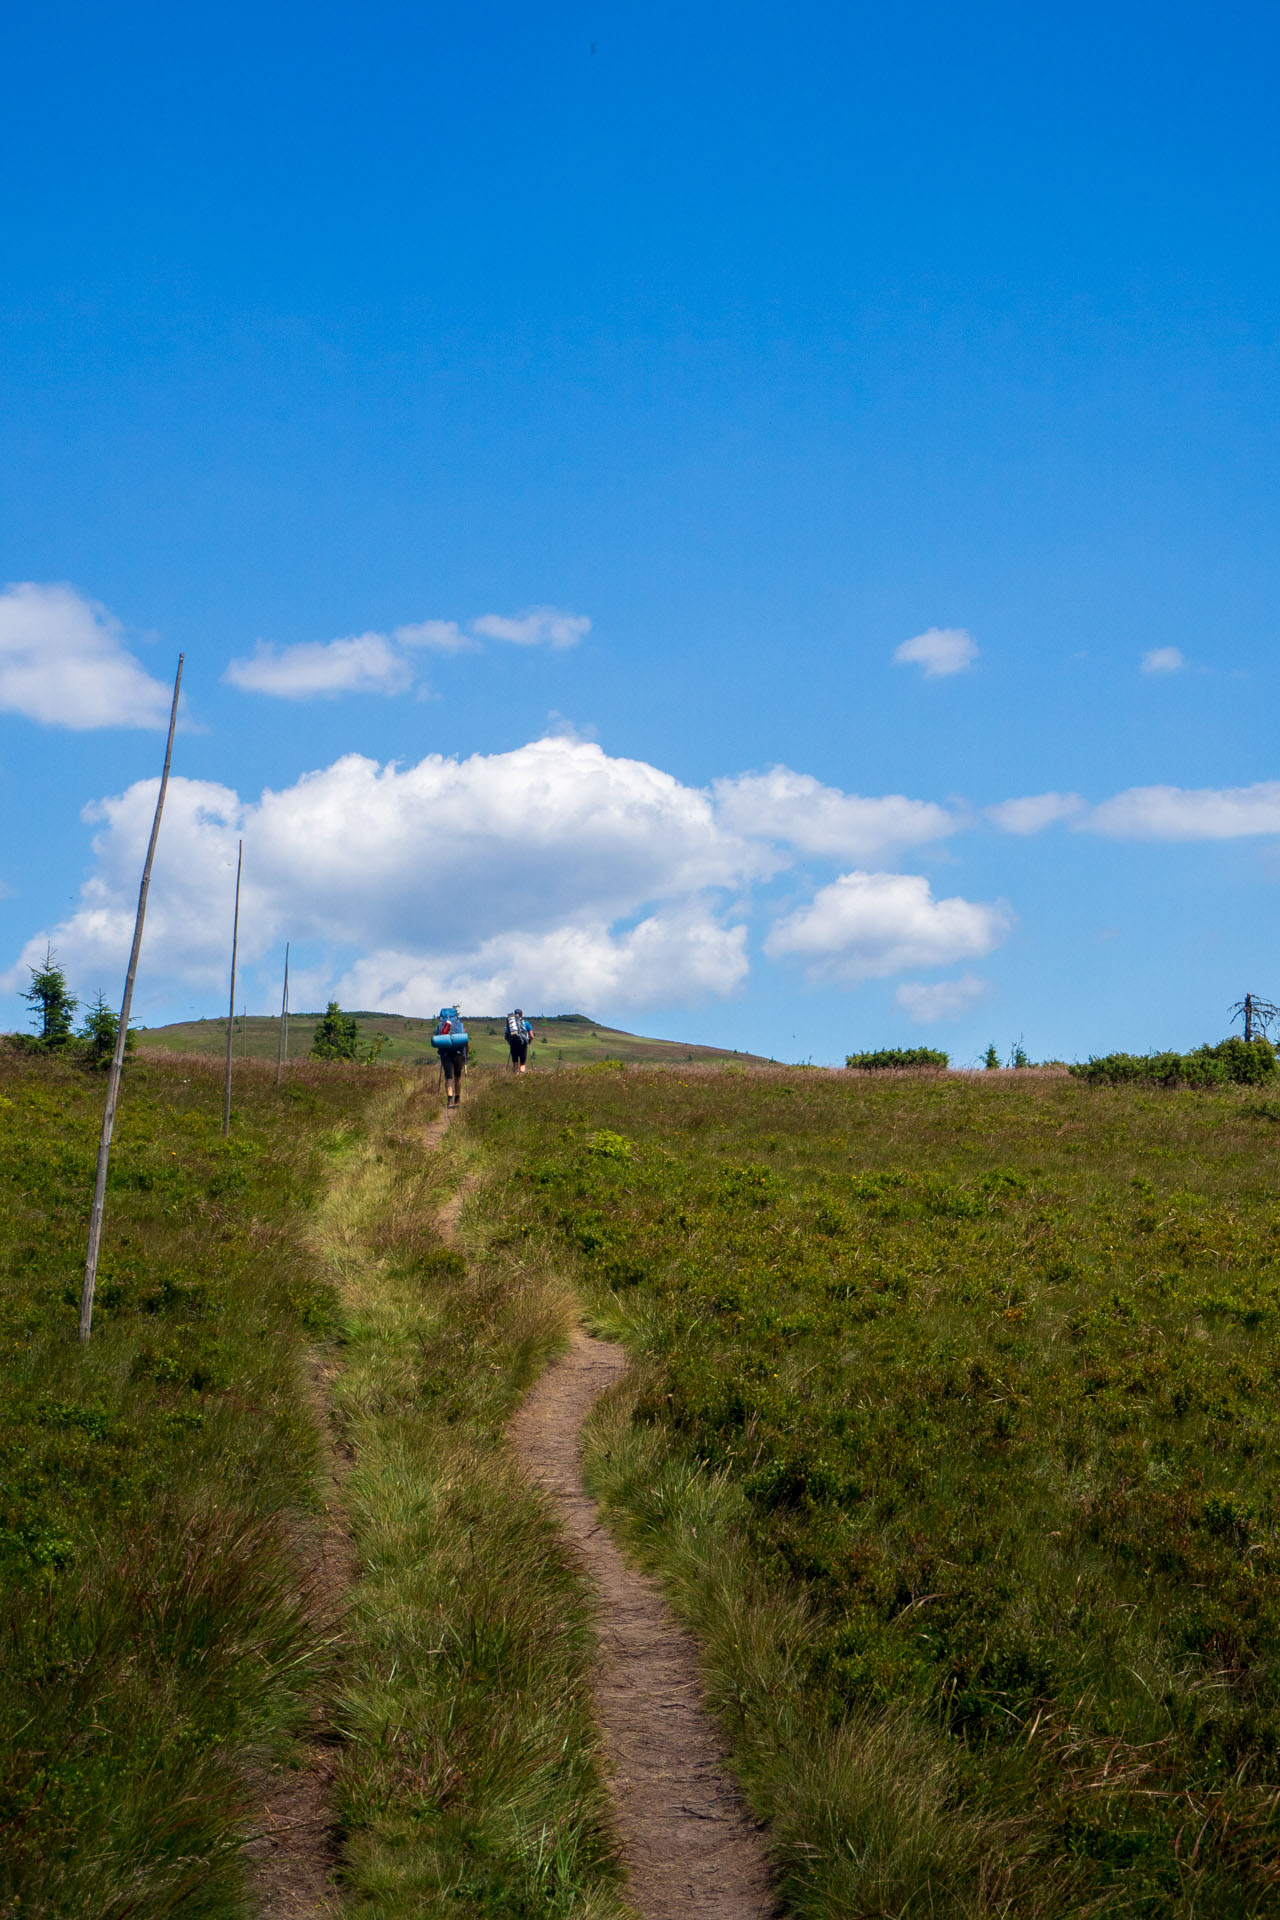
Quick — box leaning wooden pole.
[222,841,243,1138]
[80,655,184,1344]
[275,941,290,1087]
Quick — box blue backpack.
[431,1006,468,1052]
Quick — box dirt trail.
[434,1140,773,1916]
[508,1332,776,1919]
[242,1356,353,1917]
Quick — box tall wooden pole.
[222,841,243,1138]
[275,941,290,1087]
[80,656,184,1344]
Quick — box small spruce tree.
[311,1001,360,1061]
[1009,1040,1030,1069]
[79,992,133,1069]
[23,949,77,1048]
[983,1043,1000,1070]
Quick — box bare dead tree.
[80,656,184,1344]
[275,941,290,1087]
[1230,993,1280,1042]
[222,841,243,1138]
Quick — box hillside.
[135,1009,771,1069]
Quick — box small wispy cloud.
[893,627,978,678]
[894,974,989,1023]
[472,607,591,650]
[224,633,412,698]
[986,791,1084,835]
[226,604,593,699]
[1083,781,1280,840]
[394,620,474,653]
[1141,646,1185,674]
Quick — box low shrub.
[845,1047,949,1071]
[1071,1036,1277,1087]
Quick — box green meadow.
[6,1042,1280,1918]
[469,1064,1280,1917]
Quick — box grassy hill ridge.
[135,1009,772,1069]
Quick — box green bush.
[310,1000,359,1061]
[1071,1036,1277,1088]
[845,1047,949,1071]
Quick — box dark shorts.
[439,1045,466,1081]
[507,1036,528,1065]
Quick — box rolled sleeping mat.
[431,1031,469,1050]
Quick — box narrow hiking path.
[507,1335,775,1920]
[439,1167,776,1920]
[249,1079,773,1919]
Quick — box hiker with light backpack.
[505,1008,535,1073]
[431,1006,469,1107]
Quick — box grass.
[0,1043,382,1919]
[307,1075,633,1918]
[465,1063,1280,1917]
[135,1011,771,1071]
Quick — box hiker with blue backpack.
[505,1008,535,1073]
[431,1006,469,1108]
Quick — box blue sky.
[2,0,1278,1065]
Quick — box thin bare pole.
[222,841,243,1137]
[80,655,184,1344]
[275,941,290,1087]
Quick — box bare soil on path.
[508,1330,777,1920]
[243,1356,354,1917]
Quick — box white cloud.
[713,768,957,860]
[224,633,413,698]
[393,620,474,653]
[1141,647,1185,674]
[5,738,763,1012]
[893,626,978,678]
[472,607,591,649]
[894,973,989,1023]
[224,606,588,698]
[1083,781,1280,840]
[0,582,174,729]
[334,908,748,1014]
[986,791,1084,835]
[764,871,1011,985]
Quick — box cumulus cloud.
[0,582,175,729]
[713,768,957,860]
[224,633,413,698]
[1083,781,1280,840]
[764,871,1011,985]
[1141,647,1185,674]
[986,791,1084,835]
[893,626,978,678]
[334,908,748,1015]
[893,974,989,1023]
[472,607,590,649]
[5,738,764,1012]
